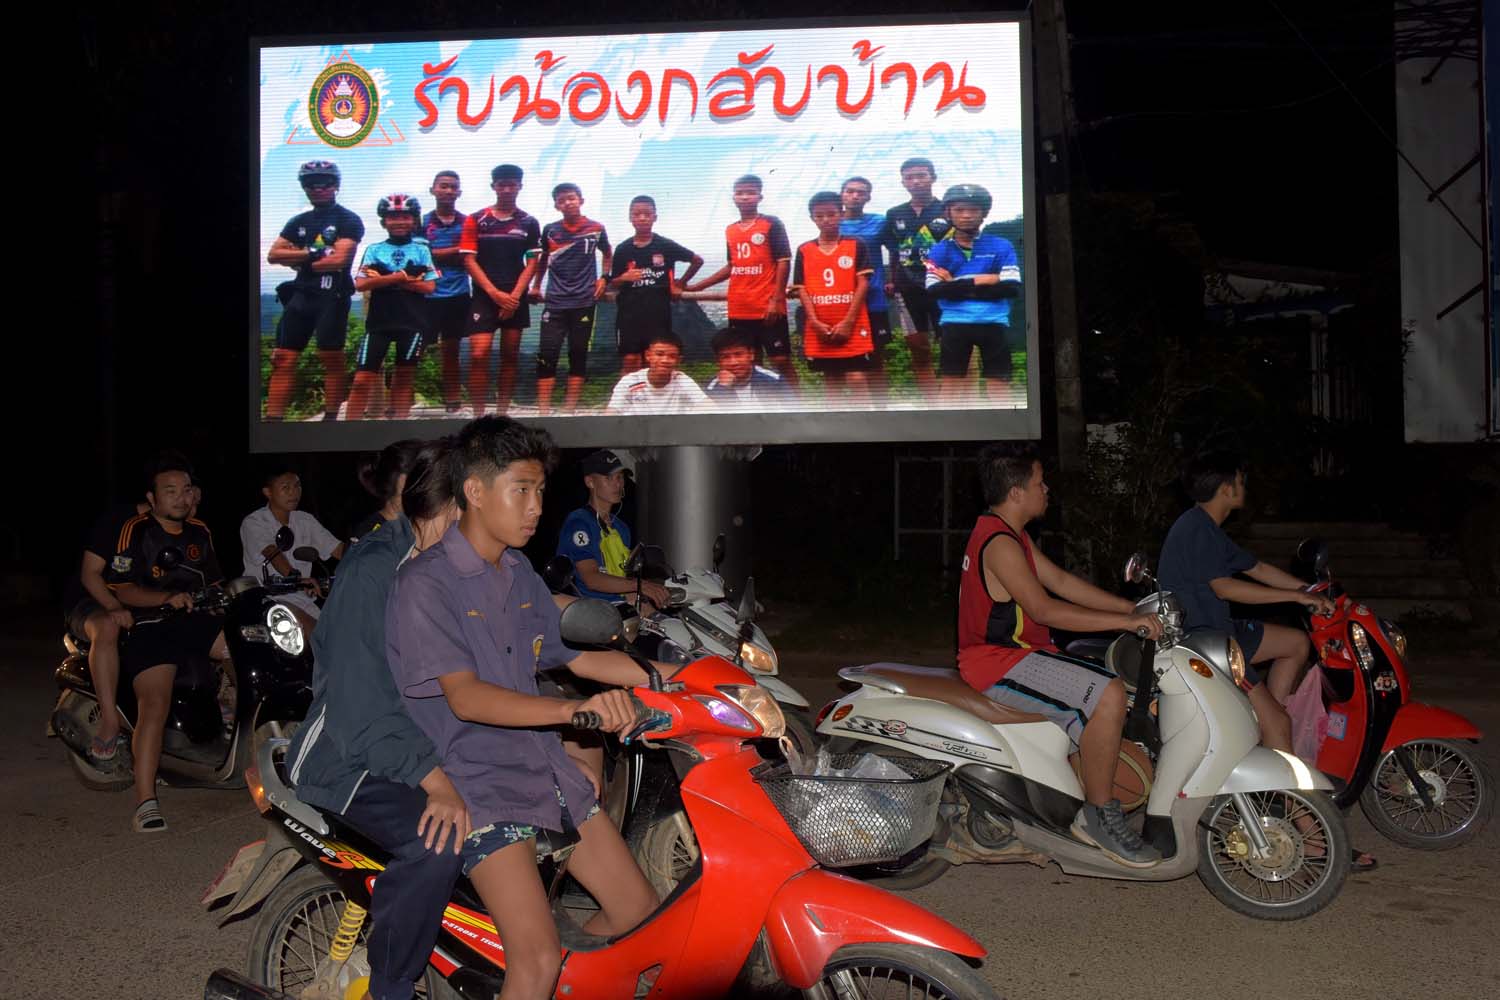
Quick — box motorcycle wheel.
[782,706,820,758]
[634,808,701,898]
[66,748,133,792]
[802,943,999,1000]
[1196,789,1349,920]
[247,865,446,998]
[1359,738,1493,849]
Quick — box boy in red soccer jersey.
[792,191,876,408]
[530,183,612,415]
[684,175,796,386]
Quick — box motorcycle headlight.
[1381,619,1408,659]
[716,683,786,739]
[1227,638,1248,689]
[266,604,305,657]
[1348,622,1375,671]
[738,641,778,674]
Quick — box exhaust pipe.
[204,969,291,1000]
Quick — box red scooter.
[1297,539,1492,849]
[202,598,997,999]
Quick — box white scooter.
[545,538,816,751]
[815,554,1350,920]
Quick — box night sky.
[29,1,1400,582]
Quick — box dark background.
[26,1,1412,615]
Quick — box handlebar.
[568,692,672,744]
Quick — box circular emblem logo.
[572,530,589,547]
[187,544,202,561]
[309,62,379,149]
[837,255,854,269]
[750,232,766,245]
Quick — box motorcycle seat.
[863,664,1048,726]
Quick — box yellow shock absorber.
[329,899,368,964]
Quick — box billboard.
[253,17,1036,450]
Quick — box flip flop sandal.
[1350,848,1378,873]
[133,798,167,834]
[90,734,123,764]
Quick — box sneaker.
[1071,799,1160,868]
[132,798,168,834]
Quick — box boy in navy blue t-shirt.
[531,183,612,415]
[423,171,470,412]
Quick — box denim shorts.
[461,784,600,877]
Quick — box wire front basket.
[755,753,952,868]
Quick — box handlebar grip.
[571,711,602,731]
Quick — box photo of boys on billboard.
[256,20,1029,435]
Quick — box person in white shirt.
[240,465,346,629]
[604,331,713,415]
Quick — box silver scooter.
[815,554,1350,920]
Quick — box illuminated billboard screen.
[252,16,1035,449]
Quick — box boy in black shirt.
[350,194,438,420]
[884,157,947,398]
[266,160,365,421]
[609,196,702,374]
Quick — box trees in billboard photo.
[413,42,987,132]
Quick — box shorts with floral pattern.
[461,784,599,877]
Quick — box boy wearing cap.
[556,450,671,608]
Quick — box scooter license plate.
[201,840,266,907]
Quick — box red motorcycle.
[1297,539,1491,849]
[202,598,996,1000]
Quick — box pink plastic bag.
[1285,667,1328,765]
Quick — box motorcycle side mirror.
[155,546,184,571]
[1296,537,1331,579]
[735,576,757,626]
[274,525,295,553]
[559,598,630,649]
[542,556,575,594]
[1123,553,1151,586]
[292,546,321,564]
[712,533,727,573]
[622,543,646,578]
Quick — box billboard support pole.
[1033,0,1087,473]
[633,445,755,591]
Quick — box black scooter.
[50,528,316,791]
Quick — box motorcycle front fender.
[762,869,985,989]
[1383,701,1483,751]
[756,674,811,709]
[204,821,304,926]
[1218,747,1334,794]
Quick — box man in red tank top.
[958,443,1164,867]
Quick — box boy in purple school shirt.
[386,416,664,998]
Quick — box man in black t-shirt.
[65,500,149,764]
[608,195,703,374]
[104,455,226,833]
[266,160,366,421]
[884,157,948,399]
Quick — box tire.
[1196,790,1349,920]
[782,706,820,758]
[246,865,447,998]
[1358,738,1493,850]
[802,943,999,1000]
[856,852,951,891]
[66,748,133,793]
[634,808,700,898]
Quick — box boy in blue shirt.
[422,171,470,413]
[555,450,670,608]
[350,193,438,420]
[923,183,1021,404]
[840,176,892,390]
